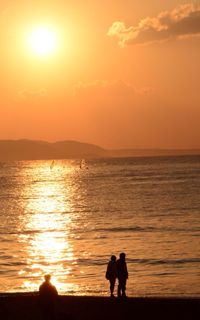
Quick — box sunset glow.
[0,0,200,308]
[0,1,200,149]
[18,162,77,292]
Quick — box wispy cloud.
[74,80,153,97]
[19,88,46,99]
[107,4,200,46]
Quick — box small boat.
[50,160,55,169]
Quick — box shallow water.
[0,155,200,296]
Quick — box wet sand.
[0,293,199,320]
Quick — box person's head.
[119,252,126,261]
[111,255,116,262]
[44,274,51,282]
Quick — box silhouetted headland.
[0,293,199,320]
[0,139,199,161]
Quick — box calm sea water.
[0,155,200,297]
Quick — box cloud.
[74,80,153,98]
[107,4,200,46]
[19,88,46,100]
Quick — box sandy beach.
[0,293,199,320]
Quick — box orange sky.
[0,0,200,149]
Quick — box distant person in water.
[39,274,58,320]
[106,255,118,297]
[116,252,128,298]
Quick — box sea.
[0,155,200,297]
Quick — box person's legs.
[121,279,127,297]
[110,277,116,296]
[118,278,123,297]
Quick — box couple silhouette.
[106,252,128,298]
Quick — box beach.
[0,293,199,320]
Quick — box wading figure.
[106,255,118,297]
[39,274,58,320]
[116,252,128,298]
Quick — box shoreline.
[0,293,199,319]
[0,291,200,298]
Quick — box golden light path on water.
[18,161,80,293]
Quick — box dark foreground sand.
[0,293,199,320]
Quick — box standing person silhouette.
[116,252,128,298]
[39,274,58,320]
[105,255,118,297]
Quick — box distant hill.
[0,139,199,160]
[0,140,107,161]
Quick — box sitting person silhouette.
[39,274,58,320]
[116,252,128,298]
[106,255,118,297]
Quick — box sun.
[27,26,58,57]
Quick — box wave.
[94,225,200,233]
[1,225,200,237]
[128,258,200,266]
[74,257,200,267]
[0,228,68,235]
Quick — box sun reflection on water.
[19,161,78,293]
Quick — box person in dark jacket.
[39,274,58,320]
[106,255,118,297]
[116,252,128,298]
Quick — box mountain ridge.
[0,139,199,160]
